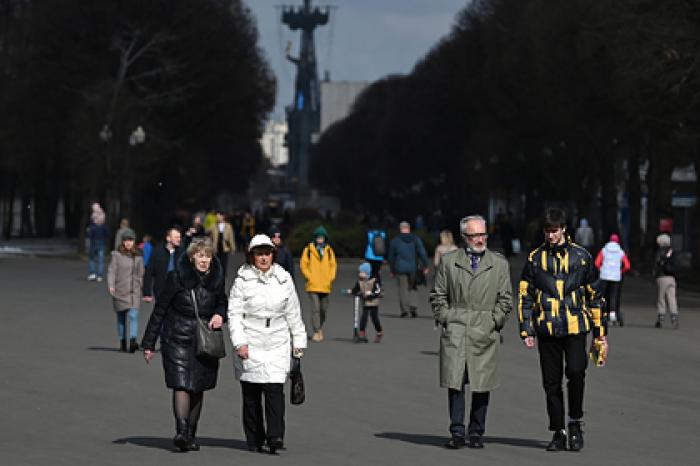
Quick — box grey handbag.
[190,289,226,359]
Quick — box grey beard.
[466,245,486,255]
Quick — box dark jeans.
[241,382,285,448]
[537,333,588,431]
[360,306,382,333]
[448,370,490,438]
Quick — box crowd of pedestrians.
[84,201,684,455]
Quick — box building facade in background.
[320,81,368,133]
[261,120,289,167]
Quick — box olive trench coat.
[430,248,512,392]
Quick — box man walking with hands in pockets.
[430,215,512,449]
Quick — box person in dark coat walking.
[141,238,227,452]
[268,226,294,279]
[143,227,185,303]
[387,221,429,317]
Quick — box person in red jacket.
[595,234,631,326]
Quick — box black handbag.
[191,290,226,359]
[290,357,305,405]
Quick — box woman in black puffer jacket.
[142,238,227,452]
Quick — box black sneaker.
[444,437,466,449]
[567,421,584,451]
[546,430,567,451]
[267,437,283,454]
[467,435,484,448]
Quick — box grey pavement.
[1,252,699,466]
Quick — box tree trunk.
[691,149,700,270]
[2,176,15,238]
[34,169,57,237]
[628,150,641,264]
[599,151,618,242]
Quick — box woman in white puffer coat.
[228,234,307,454]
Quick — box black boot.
[654,315,664,328]
[129,338,139,353]
[546,430,567,451]
[173,419,189,452]
[567,421,584,451]
[119,339,127,352]
[267,437,283,454]
[187,423,199,451]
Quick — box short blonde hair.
[187,237,215,260]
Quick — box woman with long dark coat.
[141,238,227,452]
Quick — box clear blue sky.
[243,0,469,120]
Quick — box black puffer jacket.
[142,253,227,392]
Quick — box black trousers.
[603,280,623,320]
[448,369,490,438]
[537,333,588,431]
[241,381,285,447]
[360,306,382,332]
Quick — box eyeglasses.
[465,233,488,239]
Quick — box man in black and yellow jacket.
[518,208,607,452]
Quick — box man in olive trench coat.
[430,215,512,449]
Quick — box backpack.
[657,250,675,276]
[372,232,386,257]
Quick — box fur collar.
[176,253,224,290]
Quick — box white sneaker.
[96,277,104,282]
[87,274,96,281]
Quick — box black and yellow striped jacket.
[518,239,605,339]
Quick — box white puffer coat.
[228,264,307,383]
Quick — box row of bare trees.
[0,0,275,239]
[312,0,700,266]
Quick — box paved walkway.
[0,253,698,465]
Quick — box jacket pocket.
[468,311,497,351]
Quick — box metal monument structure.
[282,0,329,189]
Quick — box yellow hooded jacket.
[300,243,337,293]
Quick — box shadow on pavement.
[87,346,160,353]
[375,432,547,449]
[332,337,359,343]
[418,350,438,356]
[381,313,434,320]
[113,436,249,451]
[86,346,121,352]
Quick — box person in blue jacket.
[365,222,387,284]
[387,221,429,317]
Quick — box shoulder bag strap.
[190,289,206,328]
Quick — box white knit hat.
[248,234,275,251]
